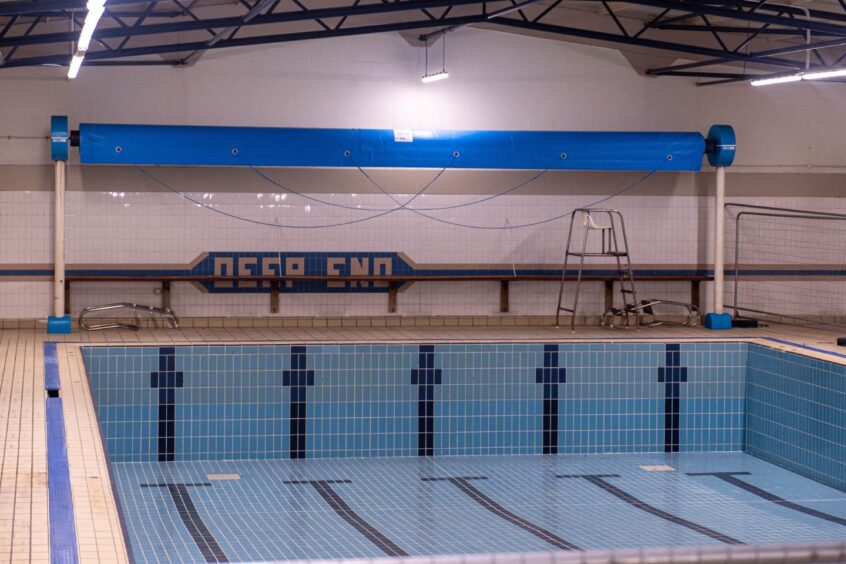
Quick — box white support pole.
[54,160,66,318]
[713,166,726,315]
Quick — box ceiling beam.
[0,0,487,49]
[493,17,809,69]
[0,12,490,67]
[614,0,846,35]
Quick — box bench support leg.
[270,280,280,314]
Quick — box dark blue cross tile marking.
[283,480,408,556]
[140,482,229,562]
[536,344,567,454]
[150,347,183,462]
[283,346,315,459]
[657,344,687,453]
[558,474,742,544]
[422,476,580,550]
[687,472,846,527]
[411,345,442,457]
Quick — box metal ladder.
[555,208,639,332]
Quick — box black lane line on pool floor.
[536,344,567,454]
[141,483,229,563]
[411,345,442,457]
[284,480,409,557]
[283,346,315,459]
[688,472,846,527]
[558,474,743,545]
[423,476,581,551]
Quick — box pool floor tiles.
[109,452,846,563]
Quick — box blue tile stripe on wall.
[44,342,79,564]
[283,345,314,459]
[411,345,442,457]
[150,347,183,462]
[536,344,567,454]
[658,344,688,453]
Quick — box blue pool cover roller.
[75,123,736,171]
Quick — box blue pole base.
[47,315,72,334]
[703,312,732,330]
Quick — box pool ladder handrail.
[601,299,700,329]
[79,302,180,331]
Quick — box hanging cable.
[135,163,449,229]
[137,163,661,231]
[352,166,662,229]
[249,163,548,212]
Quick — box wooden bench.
[64,274,709,315]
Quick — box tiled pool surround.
[79,341,846,561]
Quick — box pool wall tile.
[82,341,750,463]
[745,344,846,491]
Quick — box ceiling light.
[67,54,85,79]
[422,34,448,84]
[421,71,449,83]
[802,68,846,80]
[68,0,107,79]
[77,4,105,51]
[750,74,802,86]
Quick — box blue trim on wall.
[536,344,566,455]
[658,343,688,453]
[79,124,707,171]
[283,346,315,459]
[150,347,183,462]
[411,345,442,457]
[46,397,79,564]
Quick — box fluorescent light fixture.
[750,74,802,86]
[421,71,449,83]
[802,68,846,80]
[68,0,106,79]
[67,53,84,79]
[77,4,105,51]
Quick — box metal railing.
[601,299,699,329]
[78,302,180,331]
[277,541,846,564]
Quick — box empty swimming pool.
[81,342,846,562]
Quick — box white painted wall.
[0,29,843,320]
[2,29,845,170]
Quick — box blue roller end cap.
[50,116,70,162]
[47,316,72,334]
[703,312,732,330]
[706,124,736,167]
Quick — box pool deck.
[2,322,845,563]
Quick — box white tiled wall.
[1,182,844,319]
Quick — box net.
[725,204,846,327]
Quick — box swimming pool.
[81,342,846,563]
